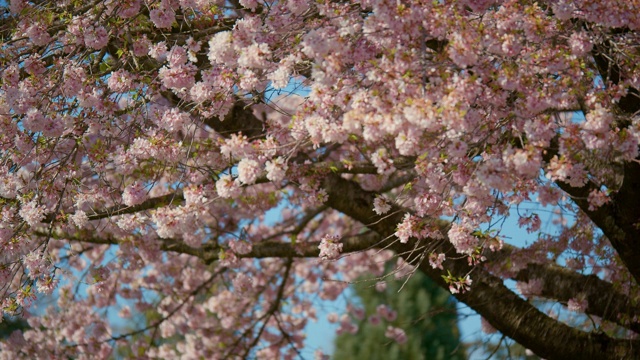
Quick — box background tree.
[0,0,639,359]
[333,270,465,360]
[0,316,28,340]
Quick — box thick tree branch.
[86,192,185,221]
[553,178,640,285]
[39,228,212,260]
[321,174,640,359]
[487,244,640,333]
[514,262,640,333]
[43,227,380,263]
[549,41,640,284]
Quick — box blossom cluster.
[318,234,343,261]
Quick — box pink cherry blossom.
[232,273,254,295]
[384,326,407,344]
[150,7,175,29]
[229,239,252,255]
[265,157,288,183]
[25,23,51,46]
[428,253,446,270]
[376,305,397,322]
[19,199,46,226]
[373,196,392,215]
[122,182,148,207]
[318,234,343,261]
[237,158,261,185]
[216,174,242,199]
[208,31,236,65]
[447,223,479,255]
[70,210,89,228]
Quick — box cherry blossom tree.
[1,0,640,358]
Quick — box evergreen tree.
[0,317,29,339]
[334,270,465,360]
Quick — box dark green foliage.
[333,269,465,360]
[0,316,29,339]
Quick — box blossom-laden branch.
[320,173,640,359]
[235,259,294,360]
[45,176,640,357]
[544,40,640,284]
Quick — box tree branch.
[547,40,640,284]
[48,210,640,336]
[514,262,640,333]
[321,173,640,359]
